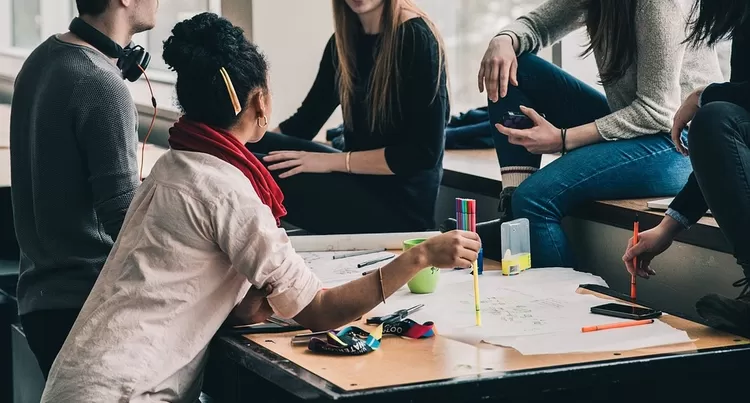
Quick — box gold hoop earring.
[257,116,268,128]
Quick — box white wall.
[560,28,602,92]
[251,0,342,133]
[415,0,548,113]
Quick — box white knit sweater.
[501,0,724,140]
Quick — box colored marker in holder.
[456,198,482,326]
[456,198,483,275]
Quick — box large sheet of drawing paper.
[291,232,440,288]
[373,269,694,355]
[300,250,397,288]
[291,235,693,355]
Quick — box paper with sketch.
[290,232,440,252]
[300,251,396,287]
[368,268,693,355]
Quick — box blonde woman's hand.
[264,151,344,178]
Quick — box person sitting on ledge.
[248,0,449,235]
[443,0,722,267]
[623,0,750,337]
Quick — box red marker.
[582,319,654,333]
[631,214,639,301]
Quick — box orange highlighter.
[582,319,654,333]
[631,214,639,301]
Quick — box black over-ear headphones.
[69,17,151,82]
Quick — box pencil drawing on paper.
[299,251,393,286]
[458,295,546,329]
[301,252,324,265]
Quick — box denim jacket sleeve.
[668,173,709,228]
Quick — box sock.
[500,166,538,188]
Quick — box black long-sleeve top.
[668,20,750,226]
[278,18,449,230]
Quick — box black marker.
[357,254,395,268]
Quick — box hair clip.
[219,67,242,116]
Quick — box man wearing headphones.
[9,0,158,378]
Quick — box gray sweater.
[501,0,724,140]
[10,36,140,315]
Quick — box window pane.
[146,0,212,72]
[12,0,42,48]
[416,0,544,113]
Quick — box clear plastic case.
[500,218,531,276]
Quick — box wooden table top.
[243,260,749,392]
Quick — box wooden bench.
[441,148,726,253]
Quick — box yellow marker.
[472,260,482,326]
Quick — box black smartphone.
[500,111,544,130]
[590,303,662,320]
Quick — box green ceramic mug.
[404,238,439,294]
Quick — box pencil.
[333,249,386,260]
[357,254,395,268]
[631,214,639,301]
[468,199,481,326]
[581,319,654,333]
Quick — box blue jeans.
[489,53,693,268]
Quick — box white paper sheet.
[485,320,694,355]
[290,232,440,252]
[363,268,693,355]
[300,251,396,287]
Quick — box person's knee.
[510,182,545,219]
[515,52,545,69]
[688,101,747,150]
[514,53,552,80]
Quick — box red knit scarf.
[168,117,286,225]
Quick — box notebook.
[647,198,712,216]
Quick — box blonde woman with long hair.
[250,0,449,234]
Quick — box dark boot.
[439,187,516,261]
[695,277,750,337]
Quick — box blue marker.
[478,247,484,275]
[469,247,484,275]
